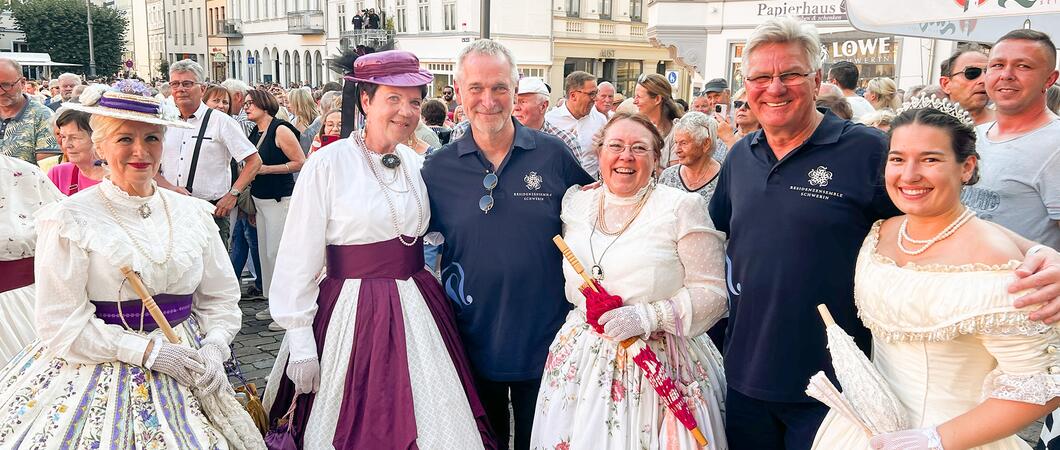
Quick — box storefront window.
[564,58,596,78]
[819,33,899,86]
[729,43,745,94]
[615,60,643,96]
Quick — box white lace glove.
[870,427,944,450]
[287,357,320,394]
[195,342,230,395]
[598,304,661,341]
[145,337,206,387]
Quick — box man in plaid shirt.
[449,77,593,178]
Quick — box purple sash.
[0,257,34,293]
[90,294,194,331]
[269,237,496,450]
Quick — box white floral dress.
[0,156,62,363]
[530,184,729,450]
[0,180,243,449]
[812,221,1060,450]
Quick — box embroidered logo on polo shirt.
[808,166,833,187]
[524,171,543,190]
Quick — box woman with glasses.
[262,50,494,449]
[633,73,684,169]
[47,108,102,195]
[718,88,760,151]
[532,112,729,449]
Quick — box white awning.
[2,52,79,67]
[846,0,1060,43]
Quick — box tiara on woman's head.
[896,95,975,127]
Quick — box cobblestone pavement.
[228,283,1046,446]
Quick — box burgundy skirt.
[268,237,496,450]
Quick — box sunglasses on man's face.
[951,66,985,81]
[733,100,748,110]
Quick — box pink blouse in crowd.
[47,162,101,196]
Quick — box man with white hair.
[157,59,261,247]
[595,81,616,117]
[221,78,254,136]
[421,39,593,450]
[708,17,1060,450]
[47,73,81,111]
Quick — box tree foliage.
[8,0,128,77]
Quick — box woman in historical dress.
[261,50,494,449]
[0,81,247,447]
[0,155,63,364]
[812,100,1060,450]
[530,112,729,449]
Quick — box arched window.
[236,50,243,80]
[315,51,323,85]
[293,51,301,85]
[283,50,291,86]
[254,50,261,83]
[304,50,313,86]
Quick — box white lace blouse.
[1,155,62,261]
[32,179,241,366]
[559,183,728,337]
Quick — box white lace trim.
[983,370,1060,405]
[862,310,1054,343]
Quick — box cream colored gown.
[812,221,1060,450]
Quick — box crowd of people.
[0,14,1059,450]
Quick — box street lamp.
[86,0,97,78]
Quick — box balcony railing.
[339,29,395,50]
[216,19,242,38]
[554,19,648,42]
[287,10,325,34]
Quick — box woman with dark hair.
[812,98,1060,450]
[634,73,684,169]
[532,112,728,448]
[47,108,103,195]
[244,89,304,304]
[262,50,494,449]
[422,98,451,145]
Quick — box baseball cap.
[518,77,550,96]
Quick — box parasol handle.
[691,427,708,447]
[553,235,599,293]
[120,266,181,344]
[817,304,836,328]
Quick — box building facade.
[224,0,330,87]
[147,0,168,80]
[206,0,230,80]
[165,0,210,68]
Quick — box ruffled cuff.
[116,333,152,366]
[985,370,1060,405]
[286,326,318,362]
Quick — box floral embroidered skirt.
[530,311,728,450]
[0,323,229,449]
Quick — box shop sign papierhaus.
[755,0,849,22]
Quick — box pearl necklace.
[98,185,174,266]
[589,183,655,280]
[897,208,975,256]
[356,134,424,246]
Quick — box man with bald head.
[0,58,56,164]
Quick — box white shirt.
[161,102,257,201]
[845,95,876,121]
[546,104,608,176]
[270,137,429,360]
[1,155,62,260]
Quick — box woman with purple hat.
[262,50,495,449]
[0,80,249,447]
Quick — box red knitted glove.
[581,281,624,333]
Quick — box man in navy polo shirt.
[421,39,593,450]
[710,17,1060,450]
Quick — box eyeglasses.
[574,89,598,98]
[0,77,24,93]
[479,172,498,214]
[744,71,815,89]
[733,100,748,110]
[603,140,653,156]
[950,66,985,81]
[171,80,200,89]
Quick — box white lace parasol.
[807,304,909,436]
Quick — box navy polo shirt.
[422,119,594,381]
[708,109,901,403]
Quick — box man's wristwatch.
[229,187,242,197]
